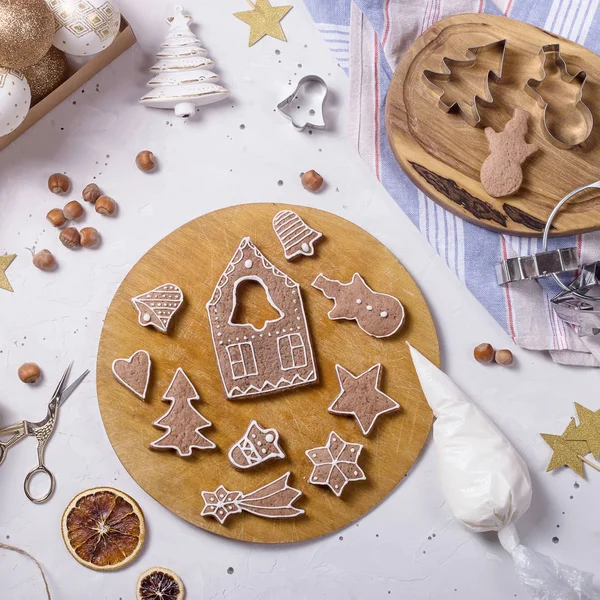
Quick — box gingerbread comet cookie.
[312,273,405,338]
[229,420,285,469]
[151,368,215,456]
[329,364,400,435]
[206,237,317,399]
[272,210,322,260]
[305,431,366,497]
[201,472,304,524]
[131,283,183,333]
[112,350,151,400]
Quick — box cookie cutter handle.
[542,180,600,291]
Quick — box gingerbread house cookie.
[206,237,317,399]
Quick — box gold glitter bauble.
[22,47,69,105]
[0,0,55,69]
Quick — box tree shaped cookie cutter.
[422,39,507,127]
[524,44,592,149]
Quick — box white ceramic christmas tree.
[139,5,229,118]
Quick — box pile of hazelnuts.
[32,151,156,271]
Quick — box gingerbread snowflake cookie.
[132,283,183,333]
[229,420,285,469]
[306,431,366,497]
[201,472,304,524]
[206,237,317,399]
[329,363,400,435]
[272,210,322,260]
[112,350,151,400]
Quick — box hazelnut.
[48,173,70,194]
[95,195,116,216]
[63,200,84,221]
[80,227,99,248]
[136,150,155,172]
[18,362,41,384]
[474,343,494,364]
[495,349,514,366]
[33,249,56,271]
[59,227,81,249]
[301,170,324,192]
[82,183,101,203]
[46,208,66,228]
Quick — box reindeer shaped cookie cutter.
[524,44,592,149]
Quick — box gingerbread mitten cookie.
[229,420,285,469]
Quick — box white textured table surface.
[1,1,598,598]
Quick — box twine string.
[0,543,51,599]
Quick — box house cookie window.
[226,342,258,379]
[277,333,307,371]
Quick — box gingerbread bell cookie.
[206,237,317,399]
[480,108,538,198]
[201,472,304,524]
[131,283,183,333]
[151,368,215,457]
[312,273,405,338]
[112,350,151,400]
[329,364,400,435]
[272,210,322,260]
[306,431,366,497]
[229,420,285,469]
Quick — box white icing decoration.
[244,259,253,268]
[111,350,152,401]
[366,305,373,311]
[301,242,310,252]
[380,311,388,318]
[228,420,285,469]
[143,313,151,322]
[356,299,362,304]
[272,210,323,260]
[131,283,184,333]
[265,433,275,443]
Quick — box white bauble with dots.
[0,68,31,137]
[46,0,121,56]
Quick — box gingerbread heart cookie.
[112,350,151,400]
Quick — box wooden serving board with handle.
[96,203,439,543]
[386,13,600,237]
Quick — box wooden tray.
[97,204,439,544]
[386,14,600,237]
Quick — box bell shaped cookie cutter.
[524,44,592,149]
[422,39,507,127]
[277,75,327,131]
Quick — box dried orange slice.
[61,486,146,571]
[137,567,185,600]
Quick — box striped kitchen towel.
[303,0,600,367]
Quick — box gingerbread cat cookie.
[312,273,405,338]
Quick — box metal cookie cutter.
[422,39,507,127]
[495,248,578,285]
[524,44,592,149]
[277,75,328,132]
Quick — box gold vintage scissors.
[0,363,89,503]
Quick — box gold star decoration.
[234,0,293,47]
[564,403,600,460]
[541,418,591,478]
[0,254,16,292]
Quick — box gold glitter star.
[541,419,590,478]
[564,403,600,460]
[0,254,16,292]
[234,0,293,47]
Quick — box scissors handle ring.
[24,465,56,504]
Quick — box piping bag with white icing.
[409,344,600,600]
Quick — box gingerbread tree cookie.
[151,368,215,456]
[312,273,405,338]
[480,108,538,198]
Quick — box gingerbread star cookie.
[305,431,366,497]
[328,363,400,435]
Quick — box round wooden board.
[386,13,600,237]
[97,204,439,544]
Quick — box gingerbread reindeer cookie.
[480,108,538,198]
[229,420,285,469]
[312,273,405,338]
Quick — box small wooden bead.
[18,362,41,384]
